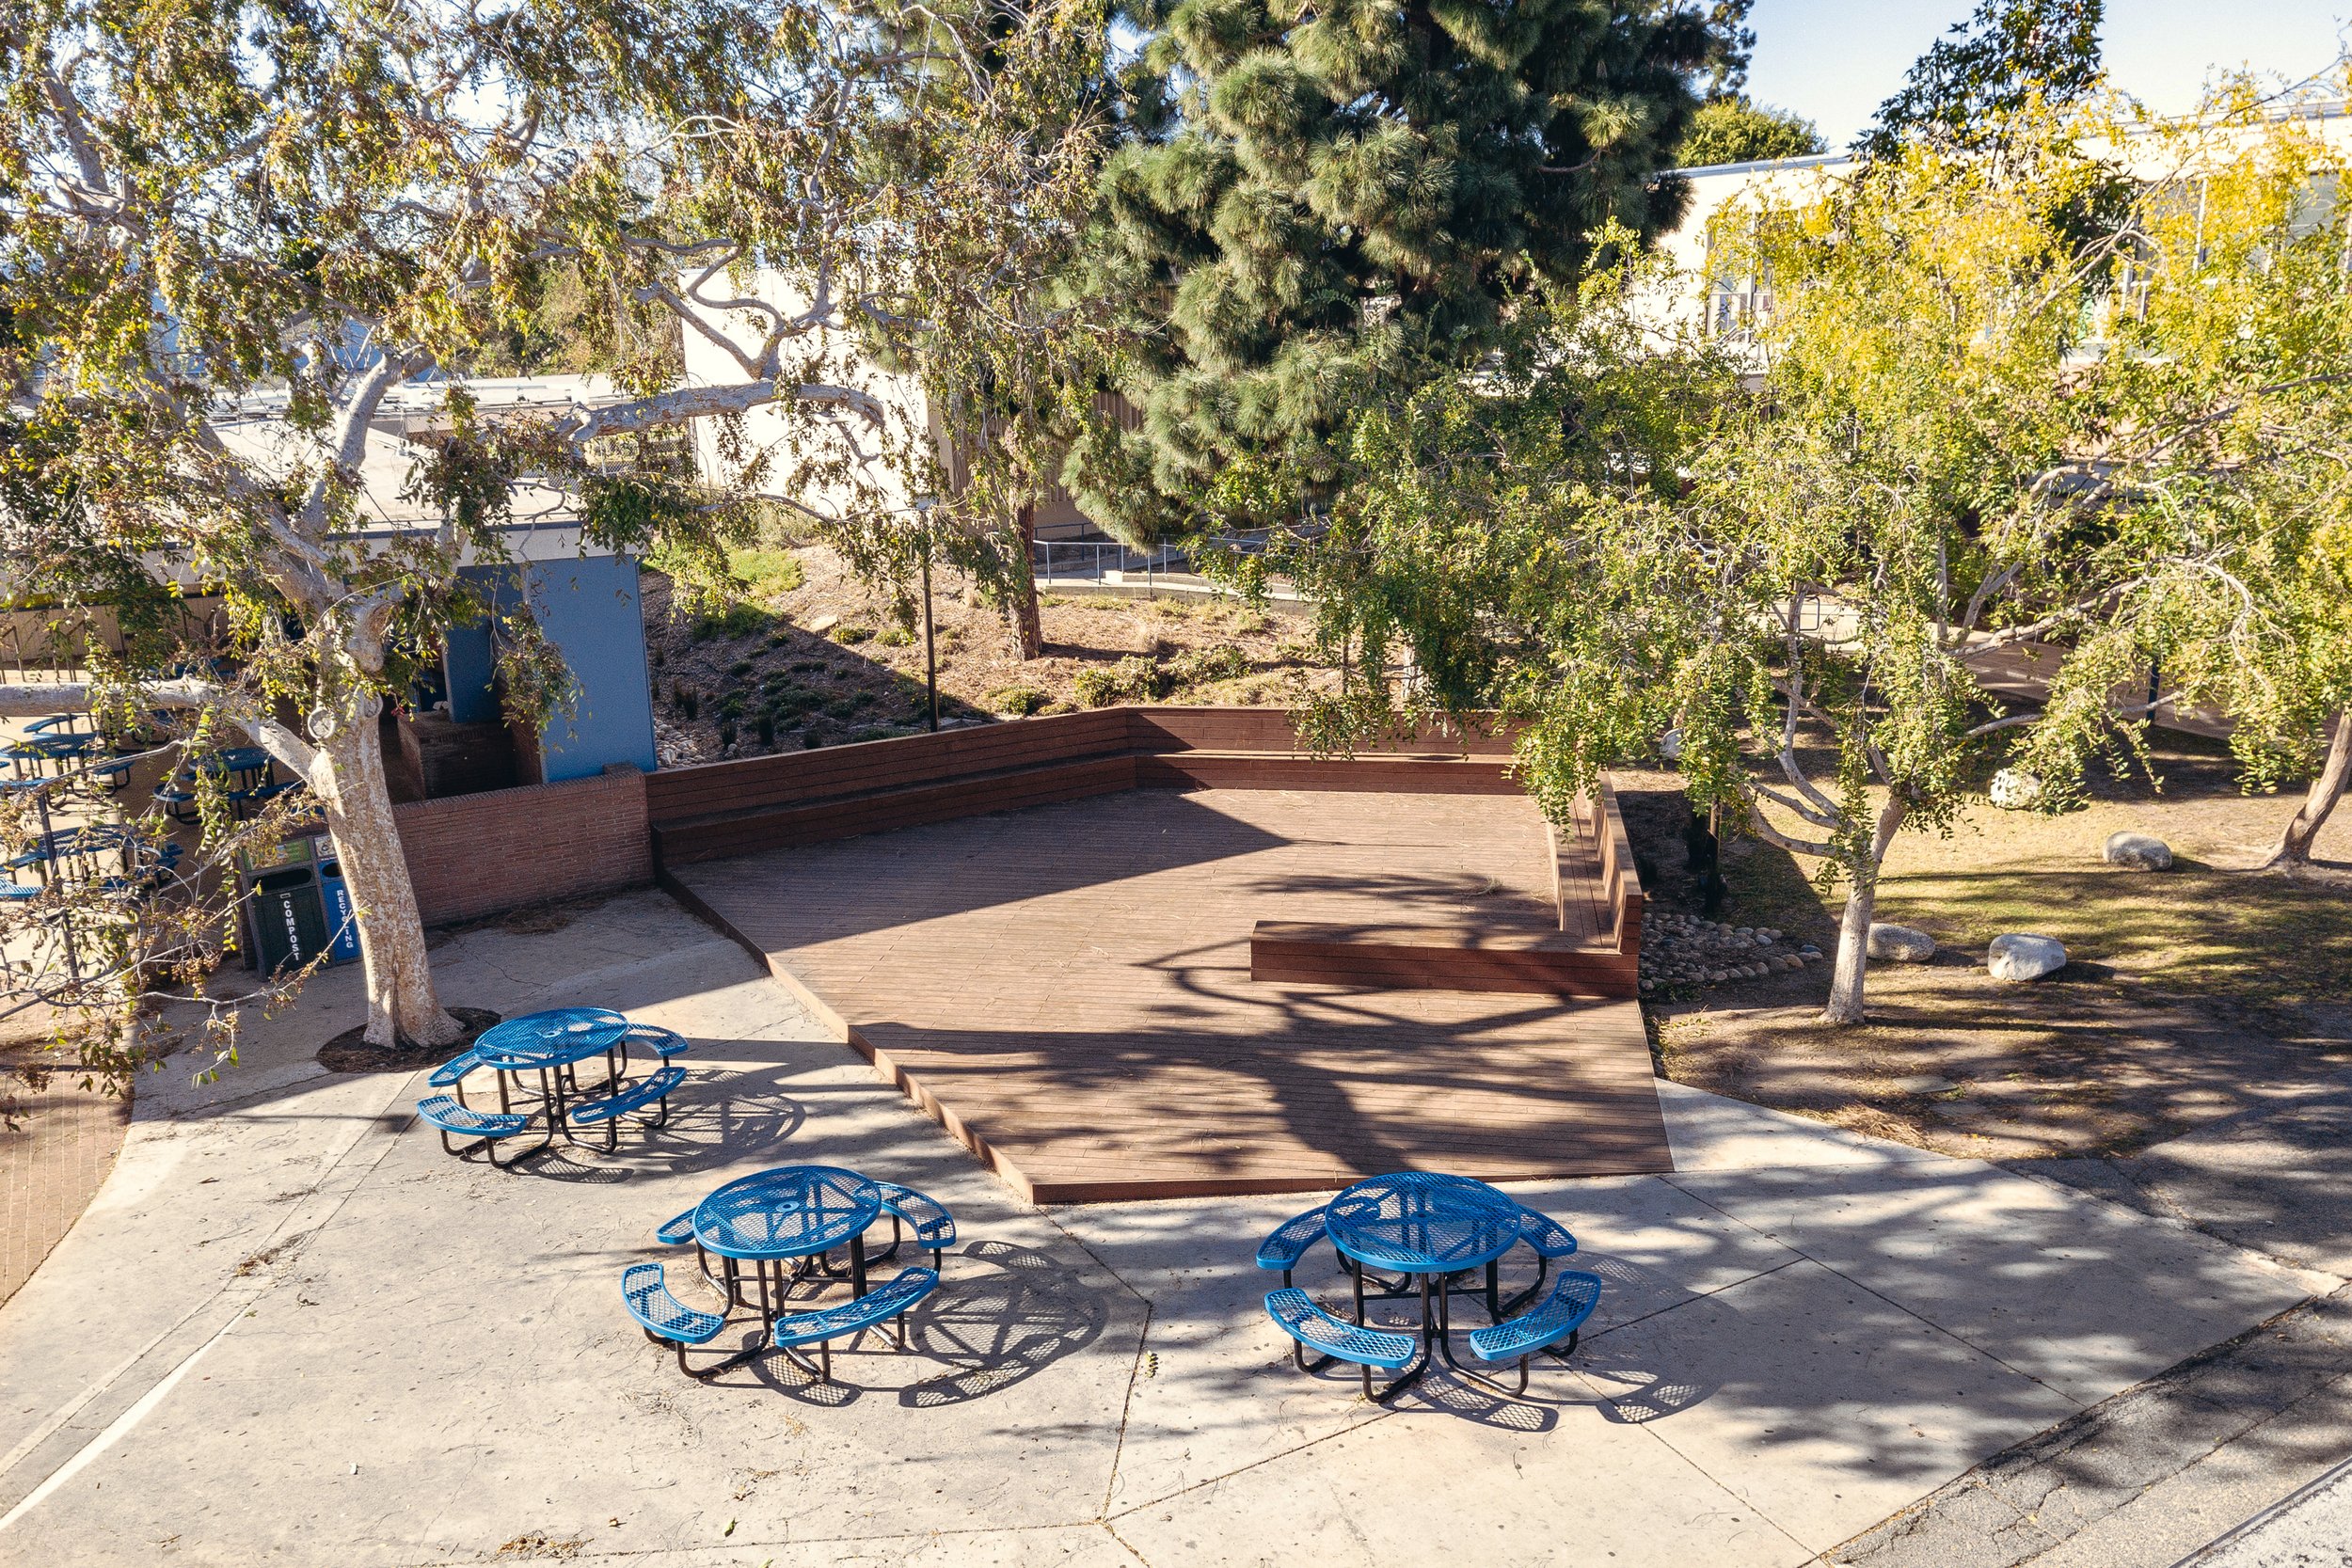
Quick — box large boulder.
[2104,832,2173,871]
[1988,933,2067,982]
[1867,923,1938,962]
[1988,768,2044,811]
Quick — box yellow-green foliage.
[728,547,806,603]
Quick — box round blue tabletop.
[475,1006,629,1068]
[692,1165,883,1261]
[1324,1172,1525,1274]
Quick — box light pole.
[915,499,940,733]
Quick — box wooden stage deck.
[667,786,1670,1203]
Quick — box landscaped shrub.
[755,712,777,748]
[875,625,913,647]
[715,691,747,720]
[728,546,805,601]
[676,688,700,720]
[832,624,874,644]
[825,696,859,719]
[790,658,829,673]
[727,658,755,678]
[984,684,1051,716]
[691,602,769,641]
[716,720,738,750]
[1073,655,1166,707]
[1166,645,1248,688]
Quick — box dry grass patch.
[1619,734,2352,1160]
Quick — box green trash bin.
[249,866,328,974]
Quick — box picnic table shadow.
[466,1066,809,1183]
[1262,1249,1718,1435]
[692,1238,1109,1409]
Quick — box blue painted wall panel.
[452,554,657,780]
[442,619,500,723]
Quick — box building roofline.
[1660,150,1853,180]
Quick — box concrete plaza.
[0,891,2332,1566]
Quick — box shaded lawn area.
[1617,731,2352,1160]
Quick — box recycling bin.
[315,855,361,963]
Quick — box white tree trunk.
[2265,710,2351,869]
[1820,793,1910,1026]
[306,698,462,1049]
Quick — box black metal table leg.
[850,1231,869,1299]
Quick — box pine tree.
[1065,0,1737,539]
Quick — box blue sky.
[1745,0,2351,146]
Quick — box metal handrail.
[1029,524,1326,582]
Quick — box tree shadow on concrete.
[699,1238,1112,1409]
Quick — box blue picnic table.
[1260,1172,1601,1400]
[621,1164,954,1382]
[474,1006,632,1125]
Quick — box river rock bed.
[1639,912,1822,994]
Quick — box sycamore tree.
[1061,0,1741,541]
[0,0,1109,1059]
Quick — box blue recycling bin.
[316,855,361,963]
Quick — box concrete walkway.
[0,892,2330,1566]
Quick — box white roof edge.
[1660,97,2352,182]
[1660,151,1853,180]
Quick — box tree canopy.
[1674,96,1826,168]
[1276,82,2352,1024]
[0,0,1110,1059]
[1062,0,1740,542]
[1856,0,2104,159]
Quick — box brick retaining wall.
[394,764,652,927]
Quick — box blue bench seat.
[1516,1209,1578,1259]
[623,1262,730,1372]
[429,1047,488,1099]
[1468,1269,1603,1393]
[654,1208,698,1245]
[567,1065,687,1148]
[771,1267,939,1382]
[619,1022,691,1059]
[416,1094,545,1168]
[1265,1287,1420,1400]
[873,1181,956,1267]
[1254,1207,1328,1284]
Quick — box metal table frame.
[1321,1173,1554,1399]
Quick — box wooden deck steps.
[665,784,1670,1202]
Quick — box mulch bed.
[316,1005,502,1074]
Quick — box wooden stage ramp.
[667,786,1670,1204]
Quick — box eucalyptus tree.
[0,0,1110,1057]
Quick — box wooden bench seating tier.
[644,709,1524,865]
[646,705,1643,999]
